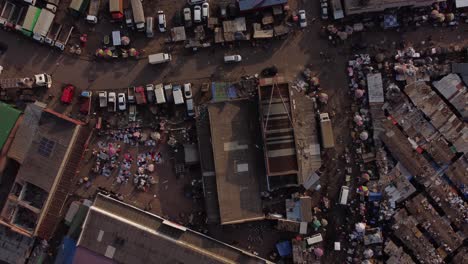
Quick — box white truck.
[319,113,335,148]
[45,22,61,45]
[148,53,171,64]
[33,9,55,43]
[98,91,107,107]
[86,0,100,23]
[55,25,73,50]
[0,73,52,89]
[130,0,144,31]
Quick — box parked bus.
[33,9,55,42]
[130,0,144,31]
[109,0,123,20]
[21,6,41,37]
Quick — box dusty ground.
[1,0,468,262]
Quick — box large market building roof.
[207,100,265,224]
[77,194,272,264]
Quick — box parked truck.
[98,91,107,107]
[109,0,123,20]
[86,0,100,23]
[7,4,24,30]
[134,86,147,104]
[127,87,135,104]
[0,1,15,26]
[148,53,171,64]
[319,113,335,148]
[45,22,61,45]
[33,9,55,42]
[69,0,90,17]
[55,25,73,50]
[130,0,144,31]
[21,5,41,37]
[0,73,52,89]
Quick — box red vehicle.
[61,85,75,104]
[134,86,147,105]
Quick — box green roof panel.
[0,102,21,150]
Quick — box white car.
[183,83,193,99]
[224,55,242,63]
[158,11,166,32]
[194,5,202,23]
[298,10,307,28]
[118,93,126,111]
[202,2,209,20]
[320,4,328,20]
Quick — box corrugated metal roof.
[7,103,44,163]
[0,102,21,151]
[36,126,90,240]
[77,194,272,264]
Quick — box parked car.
[202,2,209,20]
[219,4,227,19]
[298,10,307,28]
[321,3,328,20]
[61,85,75,104]
[186,98,195,117]
[124,9,134,29]
[146,84,155,103]
[194,5,202,23]
[183,83,193,99]
[224,55,242,63]
[183,8,192,27]
[187,0,205,5]
[158,11,166,32]
[118,93,126,111]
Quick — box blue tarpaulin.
[54,236,77,264]
[368,192,383,202]
[276,241,292,257]
[383,14,399,29]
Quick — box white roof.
[112,31,121,46]
[456,0,468,8]
[366,73,384,103]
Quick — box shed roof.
[0,102,21,151]
[238,0,288,12]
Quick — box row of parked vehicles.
[0,1,74,49]
[98,83,195,117]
